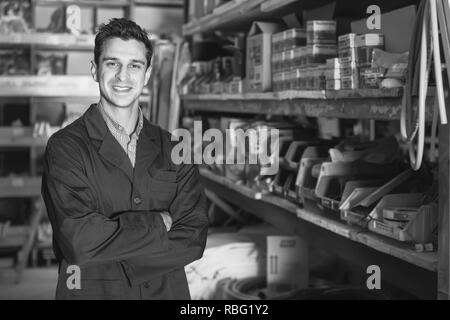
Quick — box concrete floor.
[0,267,58,300]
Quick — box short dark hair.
[94,18,153,68]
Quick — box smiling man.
[41,18,208,300]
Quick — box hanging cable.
[401,0,449,170]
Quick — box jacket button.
[144,282,150,288]
[133,197,142,205]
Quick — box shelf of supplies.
[199,168,438,273]
[33,0,130,7]
[183,0,266,35]
[0,177,42,198]
[0,33,94,50]
[0,76,99,98]
[182,89,435,121]
[0,127,48,147]
[134,0,183,7]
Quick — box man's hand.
[159,211,172,231]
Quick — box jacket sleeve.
[42,135,167,266]
[119,140,209,286]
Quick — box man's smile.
[112,85,133,92]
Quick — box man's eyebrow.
[130,59,146,65]
[102,57,119,62]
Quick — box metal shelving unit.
[182,0,450,299]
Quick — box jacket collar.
[83,104,162,181]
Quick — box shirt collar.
[97,101,143,138]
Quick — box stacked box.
[307,21,336,45]
[325,58,341,90]
[338,33,359,89]
[284,28,307,50]
[273,72,285,92]
[307,44,337,65]
[272,31,286,54]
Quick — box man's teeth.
[113,86,131,92]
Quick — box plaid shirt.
[98,102,144,168]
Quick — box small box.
[246,21,283,92]
[355,33,384,48]
[326,79,341,90]
[271,52,284,74]
[359,67,385,89]
[272,31,286,54]
[326,68,341,80]
[272,72,285,92]
[341,75,359,89]
[267,236,309,293]
[326,58,340,69]
[338,33,357,49]
[283,49,295,71]
[284,28,307,49]
[307,20,336,45]
[338,47,357,64]
[307,44,337,65]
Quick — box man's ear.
[144,65,152,86]
[90,61,98,82]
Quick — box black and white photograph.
[0,0,448,306]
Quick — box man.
[41,18,209,300]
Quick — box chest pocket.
[148,170,177,211]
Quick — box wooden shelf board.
[34,0,130,7]
[0,76,99,98]
[199,168,438,272]
[182,89,434,121]
[183,0,265,35]
[0,33,94,50]
[0,127,48,147]
[0,177,42,198]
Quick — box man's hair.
[94,18,153,68]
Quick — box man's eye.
[106,62,118,67]
[130,64,142,69]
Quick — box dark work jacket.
[41,104,209,300]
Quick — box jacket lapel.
[83,104,134,182]
[135,119,161,173]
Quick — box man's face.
[91,37,151,109]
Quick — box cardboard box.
[267,236,309,293]
[246,22,283,92]
[351,5,416,53]
[326,79,341,90]
[338,33,357,49]
[307,20,336,45]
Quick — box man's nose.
[115,65,128,81]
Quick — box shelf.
[199,168,438,273]
[134,0,183,7]
[0,76,99,98]
[0,177,42,198]
[182,89,435,121]
[0,33,94,50]
[183,0,266,35]
[33,0,130,7]
[0,127,48,147]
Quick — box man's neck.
[99,99,139,135]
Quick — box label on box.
[355,33,384,48]
[338,33,357,49]
[341,75,359,89]
[267,236,309,292]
